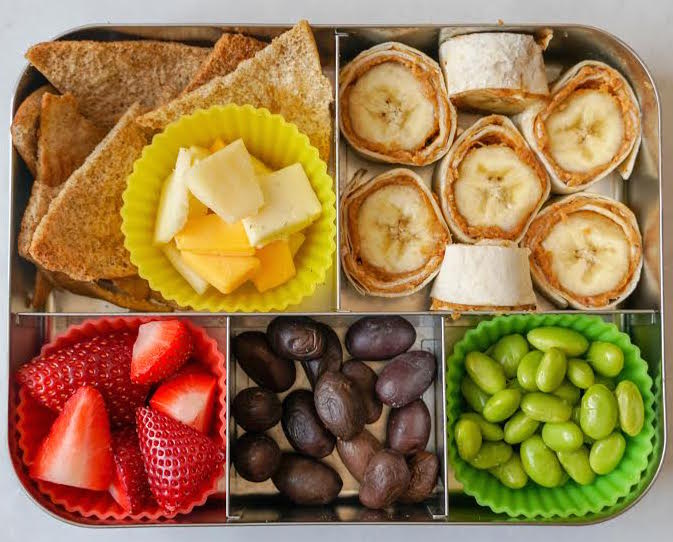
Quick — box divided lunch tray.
[7,23,666,526]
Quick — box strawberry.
[109,427,155,513]
[30,386,114,491]
[136,407,222,512]
[149,365,217,433]
[16,330,150,426]
[131,320,193,384]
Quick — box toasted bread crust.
[26,40,210,127]
[183,33,266,93]
[138,21,333,161]
[10,85,55,175]
[29,103,147,281]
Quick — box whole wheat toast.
[10,85,55,176]
[26,40,210,127]
[17,93,106,259]
[182,33,266,93]
[29,103,147,281]
[137,21,333,161]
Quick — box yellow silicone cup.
[121,104,336,312]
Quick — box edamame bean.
[567,359,595,389]
[553,380,581,405]
[455,418,482,461]
[557,446,595,485]
[492,334,529,379]
[461,376,490,413]
[483,389,522,423]
[572,406,581,426]
[615,380,645,437]
[594,374,616,390]
[468,441,513,470]
[536,348,567,393]
[461,413,504,441]
[527,327,589,357]
[490,454,528,489]
[521,392,572,423]
[580,384,618,440]
[589,433,626,475]
[517,351,544,392]
[466,352,506,394]
[586,342,624,378]
[541,422,583,452]
[520,435,565,488]
[504,411,540,444]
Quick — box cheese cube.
[243,163,322,247]
[185,139,263,224]
[175,214,254,256]
[180,251,260,294]
[252,240,296,293]
[162,242,209,294]
[210,138,272,176]
[154,146,209,244]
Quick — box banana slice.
[430,243,537,313]
[433,115,550,243]
[341,168,450,297]
[339,42,456,166]
[517,61,641,193]
[522,193,642,309]
[439,32,550,114]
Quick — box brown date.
[342,360,382,424]
[314,371,366,440]
[359,449,411,509]
[336,429,382,482]
[387,399,431,455]
[400,451,439,503]
[375,350,436,408]
[282,389,335,458]
[233,433,281,482]
[232,387,282,433]
[267,316,326,361]
[233,331,296,392]
[345,316,416,361]
[301,323,343,389]
[272,454,343,505]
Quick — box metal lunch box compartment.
[5,23,666,527]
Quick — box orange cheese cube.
[180,251,260,294]
[252,240,296,293]
[175,214,254,256]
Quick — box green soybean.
[490,454,528,489]
[594,374,616,391]
[504,411,540,444]
[615,380,645,437]
[520,435,565,488]
[521,392,572,423]
[589,433,626,475]
[455,418,482,461]
[527,327,589,357]
[460,413,504,441]
[580,384,618,440]
[572,406,582,426]
[586,342,624,378]
[567,359,595,389]
[466,352,506,394]
[536,348,567,392]
[483,389,522,423]
[517,350,544,392]
[468,441,513,470]
[557,446,595,485]
[541,422,583,452]
[461,376,490,413]
[553,380,581,405]
[492,334,529,379]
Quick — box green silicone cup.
[447,314,656,519]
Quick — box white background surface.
[1,0,671,540]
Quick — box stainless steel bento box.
[6,23,666,527]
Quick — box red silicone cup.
[14,317,227,521]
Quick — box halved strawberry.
[30,386,114,491]
[131,320,193,384]
[136,407,222,512]
[109,427,155,513]
[149,366,217,433]
[16,330,150,426]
